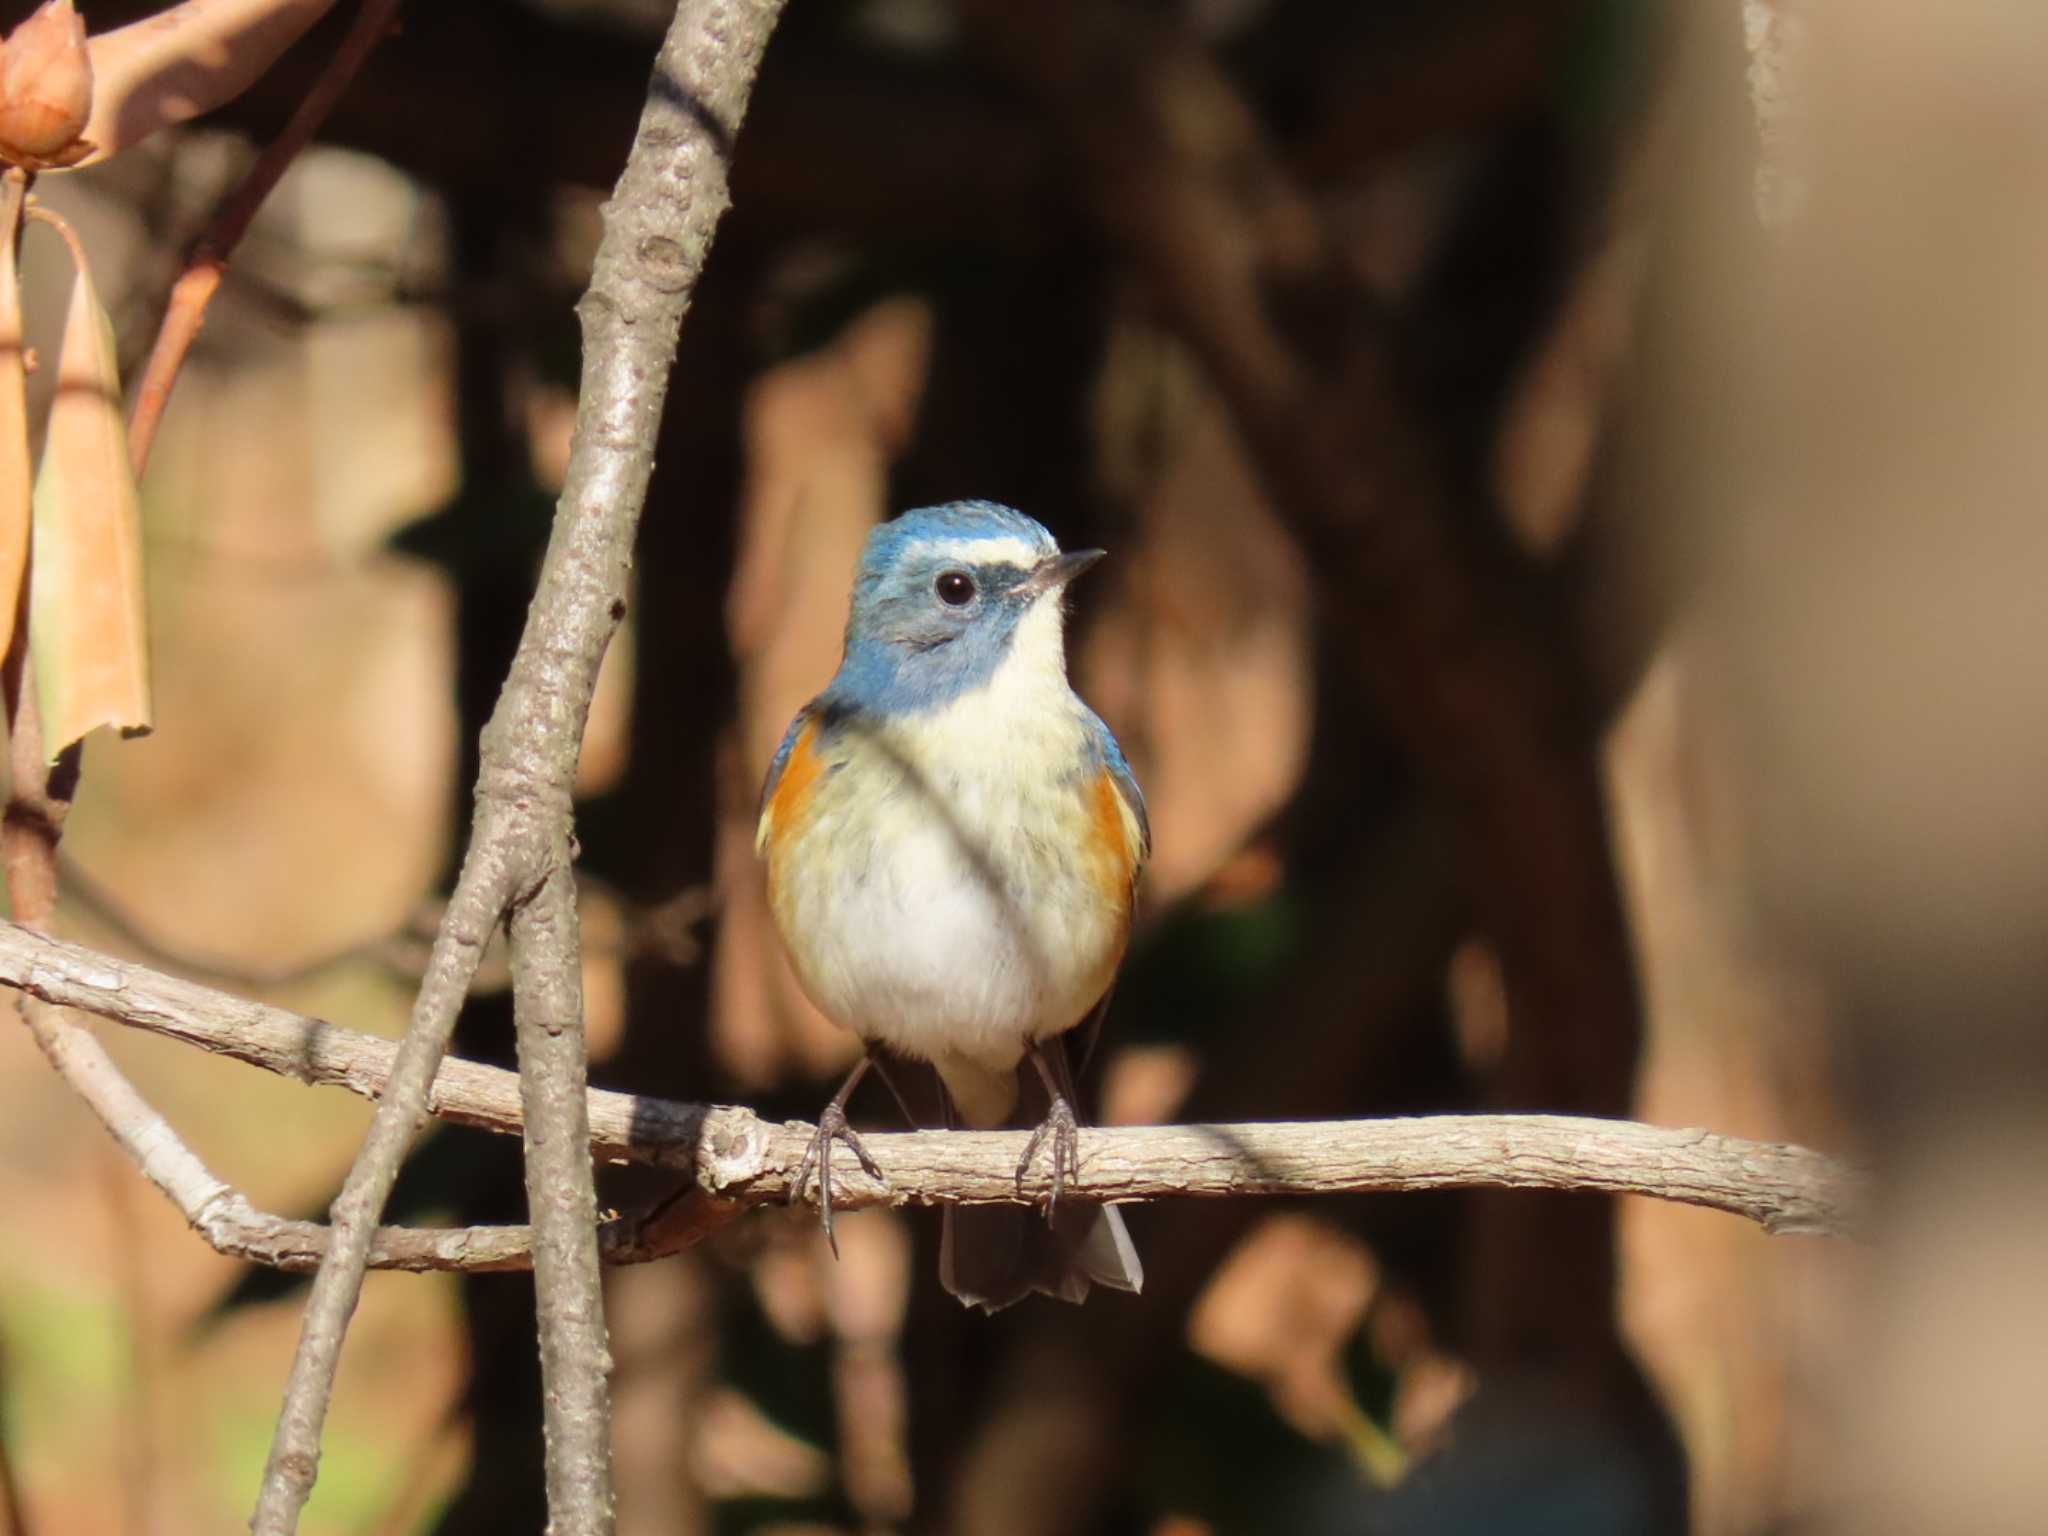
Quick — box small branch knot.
[633,233,694,292]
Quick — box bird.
[755,500,1147,1312]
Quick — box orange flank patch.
[760,719,827,873]
[1086,767,1141,917]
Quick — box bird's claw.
[1016,1093,1081,1223]
[790,1102,885,1257]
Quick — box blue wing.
[758,704,815,824]
[1082,706,1149,865]
[757,697,858,852]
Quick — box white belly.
[769,719,1128,1076]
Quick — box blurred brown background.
[4,1,2041,1533]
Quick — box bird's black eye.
[934,570,976,606]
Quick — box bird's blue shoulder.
[759,708,809,822]
[757,697,859,824]
[1081,705,1149,863]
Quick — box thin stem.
[248,2,790,1530]
[248,851,506,1533]
[511,860,614,1531]
[124,0,406,474]
[12,976,729,1278]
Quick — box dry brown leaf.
[0,192,29,649]
[78,0,340,165]
[28,226,152,755]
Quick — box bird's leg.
[791,1052,886,1257]
[1016,1042,1082,1222]
[865,1050,920,1126]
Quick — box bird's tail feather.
[933,1034,1141,1312]
[940,1201,1141,1313]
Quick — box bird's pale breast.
[762,698,1139,1077]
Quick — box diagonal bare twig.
[249,4,789,1532]
[11,952,736,1276]
[248,841,501,1534]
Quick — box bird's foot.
[1016,1092,1081,1223]
[791,1101,885,1257]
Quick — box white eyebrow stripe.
[900,535,1044,569]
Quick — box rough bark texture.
[0,922,1866,1244]
[512,861,614,1531]
[247,4,789,1532]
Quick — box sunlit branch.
[0,921,1868,1244]
[246,5,788,1531]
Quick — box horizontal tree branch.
[0,921,1867,1242]
[194,1184,740,1276]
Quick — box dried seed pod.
[0,0,93,166]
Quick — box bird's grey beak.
[1020,548,1106,597]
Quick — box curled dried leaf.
[0,0,94,167]
[28,219,152,755]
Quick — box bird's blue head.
[823,501,1105,717]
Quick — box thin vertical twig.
[0,7,410,1524]
[511,862,613,1529]
[5,103,381,1527]
[0,167,78,1536]
[248,3,790,1531]
[1,17,404,1273]
[0,645,74,1536]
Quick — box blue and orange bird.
[755,501,1147,1312]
